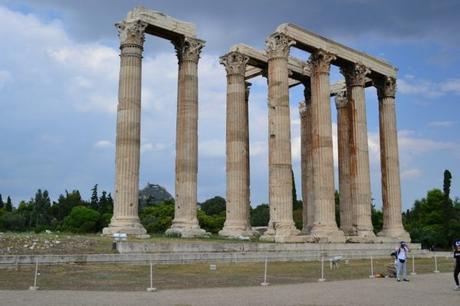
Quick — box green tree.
[371,203,383,234]
[0,194,3,209]
[139,200,175,233]
[90,184,99,211]
[251,204,269,226]
[335,190,340,227]
[5,196,13,212]
[62,206,101,233]
[30,189,51,231]
[98,192,113,215]
[49,190,87,225]
[197,210,225,234]
[0,211,26,231]
[200,196,226,216]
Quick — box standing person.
[395,241,410,282]
[454,240,460,291]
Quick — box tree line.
[0,170,459,249]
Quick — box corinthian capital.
[265,33,295,59]
[376,76,397,99]
[334,91,348,109]
[309,50,336,74]
[341,62,370,87]
[173,37,205,64]
[116,20,148,47]
[220,51,249,76]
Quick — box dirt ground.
[1,272,458,306]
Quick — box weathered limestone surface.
[341,63,375,240]
[308,50,344,242]
[103,20,149,237]
[126,6,196,39]
[219,52,254,238]
[376,77,410,241]
[166,37,207,238]
[299,84,314,234]
[262,33,299,239]
[335,92,353,235]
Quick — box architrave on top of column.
[124,6,199,42]
[276,23,397,79]
[228,43,359,97]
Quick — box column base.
[165,219,208,238]
[260,221,300,241]
[378,227,411,242]
[102,218,149,238]
[310,224,346,243]
[218,224,258,239]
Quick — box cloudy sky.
[0,0,459,210]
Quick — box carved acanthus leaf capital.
[219,51,249,76]
[265,33,295,59]
[309,50,336,74]
[334,91,348,109]
[376,76,397,99]
[116,20,148,47]
[173,37,205,64]
[341,62,370,87]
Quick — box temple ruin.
[105,7,409,243]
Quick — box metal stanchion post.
[433,254,440,273]
[410,255,417,275]
[369,256,375,278]
[146,259,157,292]
[29,258,39,290]
[318,256,326,282]
[260,257,270,286]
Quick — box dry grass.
[0,257,455,291]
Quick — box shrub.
[139,201,174,234]
[62,206,100,233]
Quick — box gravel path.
[1,272,458,306]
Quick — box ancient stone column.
[335,91,353,235]
[309,50,344,241]
[299,81,314,234]
[376,77,410,241]
[166,37,206,238]
[218,52,253,238]
[263,33,299,238]
[341,63,375,239]
[103,20,148,237]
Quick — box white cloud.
[398,130,459,153]
[428,121,457,128]
[141,143,166,153]
[94,140,113,149]
[440,79,460,94]
[401,168,423,180]
[398,76,460,97]
[398,78,442,97]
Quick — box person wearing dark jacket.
[454,240,460,291]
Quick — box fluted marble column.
[376,77,410,241]
[309,50,344,241]
[166,37,206,238]
[103,20,148,237]
[263,33,299,238]
[299,82,314,234]
[341,63,375,239]
[219,51,254,238]
[335,91,353,235]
